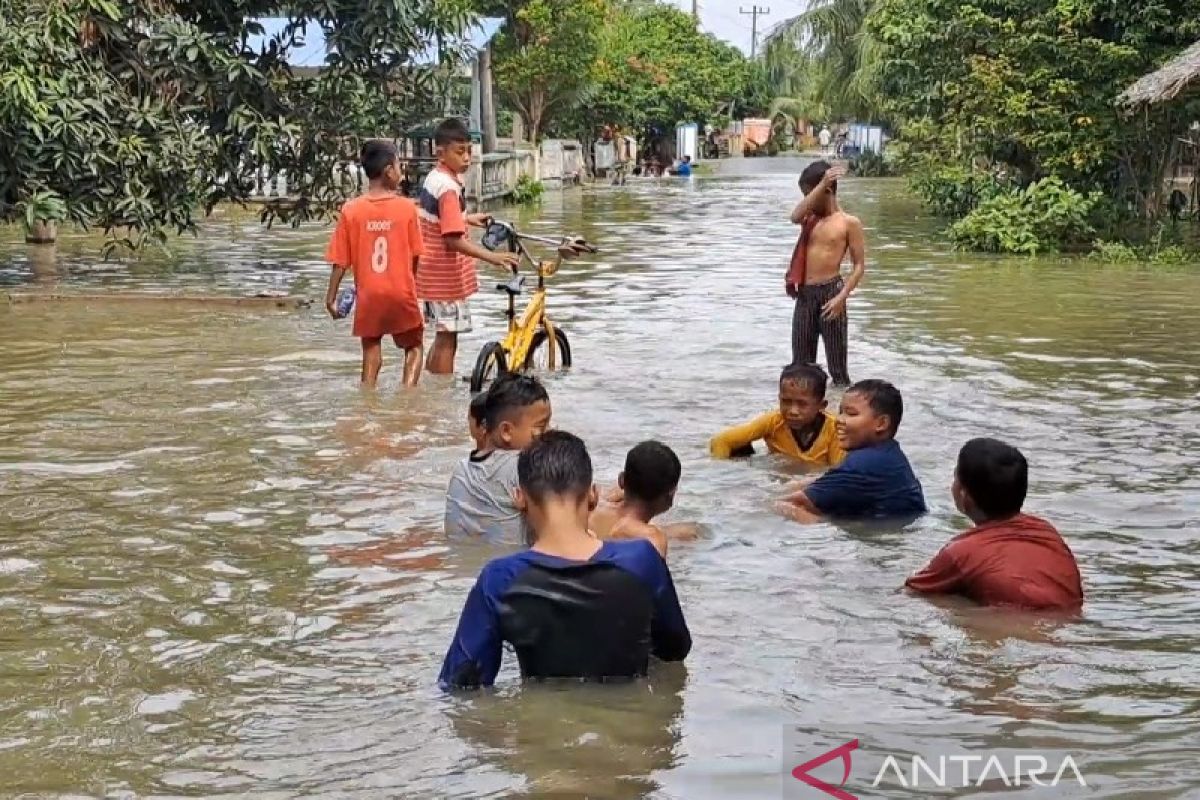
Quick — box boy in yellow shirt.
[710,363,845,467]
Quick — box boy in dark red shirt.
[906,438,1084,612]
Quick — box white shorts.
[423,300,473,334]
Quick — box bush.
[948,176,1098,254]
[885,139,920,174]
[21,190,68,231]
[1090,240,1140,262]
[850,150,892,177]
[1091,240,1195,265]
[909,165,1008,219]
[1153,245,1193,265]
[510,174,544,205]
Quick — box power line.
[739,5,770,58]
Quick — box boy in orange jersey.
[324,140,425,388]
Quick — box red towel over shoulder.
[786,214,823,294]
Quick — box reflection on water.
[1,160,1199,798]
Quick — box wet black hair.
[360,139,398,180]
[780,363,828,398]
[622,441,681,504]
[799,159,837,194]
[468,391,487,427]
[847,379,903,436]
[482,373,549,431]
[518,430,593,503]
[956,438,1028,519]
[434,117,471,147]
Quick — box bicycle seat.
[496,275,526,296]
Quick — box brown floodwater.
[1,157,1199,799]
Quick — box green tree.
[738,61,775,120]
[870,0,1200,219]
[0,0,475,250]
[761,45,828,142]
[761,0,884,123]
[490,0,608,143]
[562,4,754,139]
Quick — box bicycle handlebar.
[485,219,598,255]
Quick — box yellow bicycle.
[469,220,597,393]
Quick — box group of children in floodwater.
[324,119,1086,691]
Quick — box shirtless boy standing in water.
[786,161,866,386]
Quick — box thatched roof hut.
[1118,40,1200,107]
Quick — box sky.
[251,2,809,67]
[667,0,811,55]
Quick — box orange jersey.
[325,194,424,339]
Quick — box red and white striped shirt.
[416,166,478,302]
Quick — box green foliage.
[1091,240,1194,265]
[1091,224,1198,265]
[871,0,1200,220]
[553,4,756,140]
[1091,240,1140,262]
[0,0,475,251]
[850,149,891,177]
[510,174,544,205]
[908,166,1008,219]
[738,62,775,119]
[21,191,68,231]
[948,177,1098,255]
[762,0,884,123]
[491,0,608,143]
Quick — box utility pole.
[691,0,699,24]
[740,5,770,59]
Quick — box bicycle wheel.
[470,341,508,393]
[524,327,572,373]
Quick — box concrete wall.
[465,150,537,204]
[538,139,584,187]
[464,139,584,203]
[250,138,586,205]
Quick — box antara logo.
[792,739,859,800]
[790,740,1088,797]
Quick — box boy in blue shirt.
[439,430,691,689]
[777,379,926,523]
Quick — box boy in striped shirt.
[417,118,520,375]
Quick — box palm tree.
[760,0,883,123]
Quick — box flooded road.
[2,158,1199,798]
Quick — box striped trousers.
[790,276,850,386]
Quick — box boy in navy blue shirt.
[439,430,691,689]
[777,379,926,523]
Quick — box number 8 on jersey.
[371,235,388,273]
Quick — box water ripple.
[0,160,1198,798]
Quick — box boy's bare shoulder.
[835,210,863,228]
[588,503,619,537]
[609,517,669,556]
